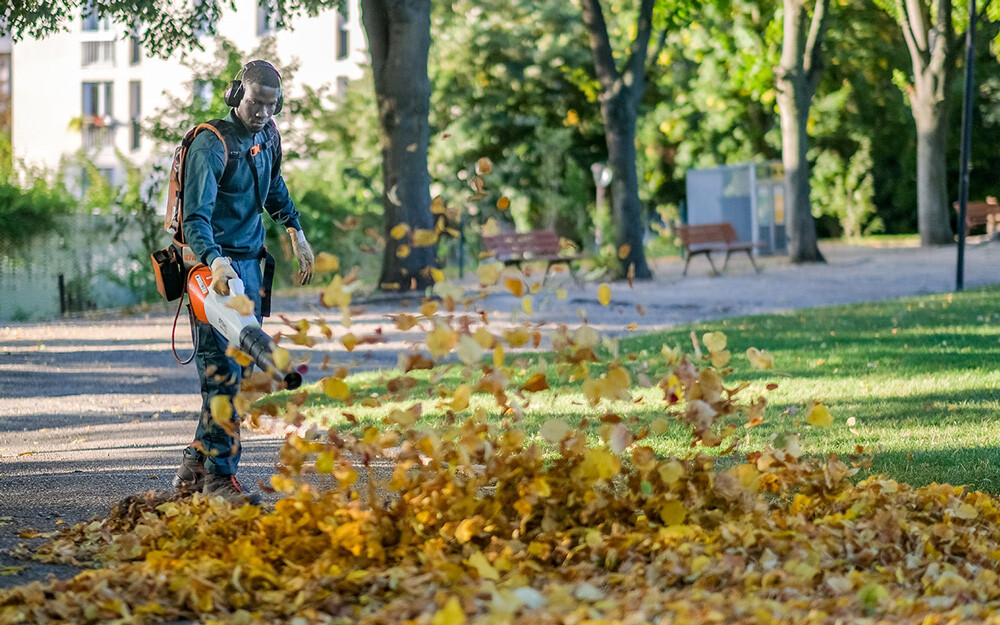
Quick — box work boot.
[203,473,261,505]
[172,454,206,492]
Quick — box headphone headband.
[224,59,283,115]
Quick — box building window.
[82,81,115,151]
[129,33,141,65]
[129,81,141,151]
[257,0,279,36]
[336,8,349,59]
[81,1,111,31]
[335,76,349,99]
[82,41,116,67]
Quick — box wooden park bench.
[676,221,761,276]
[481,229,588,284]
[953,197,1000,236]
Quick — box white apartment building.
[10,0,367,187]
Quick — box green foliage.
[429,0,605,246]
[810,135,881,239]
[0,133,74,257]
[281,71,384,282]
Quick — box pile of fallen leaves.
[6,200,1000,623]
[6,332,1000,624]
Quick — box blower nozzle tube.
[238,325,302,390]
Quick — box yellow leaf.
[390,223,410,239]
[746,347,775,369]
[481,218,500,237]
[503,327,529,347]
[394,313,419,330]
[650,417,670,435]
[505,277,525,297]
[702,331,727,353]
[388,405,421,427]
[427,326,458,358]
[431,268,446,283]
[658,460,684,485]
[450,384,472,411]
[421,300,439,317]
[466,551,499,581]
[225,346,253,367]
[321,275,351,309]
[556,289,567,299]
[597,283,611,306]
[455,518,478,543]
[432,597,466,625]
[396,244,411,258]
[617,244,631,259]
[431,195,446,214]
[321,377,350,400]
[659,500,687,525]
[225,294,254,316]
[493,345,504,367]
[496,196,510,210]
[521,372,549,392]
[954,503,979,520]
[272,346,290,371]
[315,451,334,474]
[455,335,482,366]
[413,229,438,246]
[806,403,833,427]
[521,296,533,315]
[210,395,232,426]
[539,419,572,443]
[473,327,495,349]
[341,333,358,352]
[709,349,731,368]
[313,252,340,273]
[476,262,503,286]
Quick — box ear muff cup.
[223,61,283,115]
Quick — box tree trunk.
[361,0,436,292]
[888,0,957,245]
[603,97,651,279]
[911,68,954,245]
[579,0,653,280]
[775,0,828,263]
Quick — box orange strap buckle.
[249,144,262,157]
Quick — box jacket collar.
[227,109,254,139]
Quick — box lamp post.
[956,0,977,292]
[590,163,612,247]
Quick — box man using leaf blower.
[172,60,314,504]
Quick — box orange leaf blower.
[186,265,302,390]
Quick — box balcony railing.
[82,122,115,151]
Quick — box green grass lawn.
[276,286,1000,493]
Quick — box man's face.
[235,82,280,134]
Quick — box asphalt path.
[3,239,1000,587]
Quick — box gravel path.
[2,239,999,586]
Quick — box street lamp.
[591,163,612,246]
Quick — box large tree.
[578,0,658,279]
[775,0,830,262]
[871,0,986,245]
[3,0,437,291]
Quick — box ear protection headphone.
[223,60,283,115]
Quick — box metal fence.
[0,214,144,321]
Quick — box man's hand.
[210,257,238,295]
[287,228,314,285]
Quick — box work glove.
[210,257,238,295]
[287,227,314,286]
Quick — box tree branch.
[895,0,926,74]
[578,0,619,89]
[646,26,668,75]
[803,0,830,79]
[625,0,656,82]
[904,0,930,51]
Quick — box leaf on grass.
[806,403,833,428]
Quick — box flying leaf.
[539,419,572,444]
[321,377,350,401]
[396,244,411,258]
[225,294,254,316]
[390,223,410,239]
[806,403,833,428]
[476,157,493,175]
[497,196,510,210]
[413,229,438,246]
[313,252,340,273]
[597,284,611,306]
[521,373,549,392]
[746,347,775,369]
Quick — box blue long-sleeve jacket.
[182,111,302,266]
